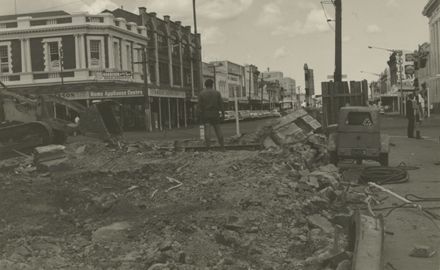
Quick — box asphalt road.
[124,117,275,142]
[341,114,440,270]
[124,113,440,143]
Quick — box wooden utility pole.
[193,0,198,34]
[135,47,152,132]
[248,66,252,110]
[334,0,342,82]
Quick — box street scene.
[0,0,439,269]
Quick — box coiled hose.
[359,166,409,184]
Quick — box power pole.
[193,0,197,34]
[334,0,342,82]
[134,47,152,132]
[248,66,252,110]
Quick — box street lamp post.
[368,45,405,115]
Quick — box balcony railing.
[0,73,20,82]
[0,69,143,86]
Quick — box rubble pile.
[0,111,357,270]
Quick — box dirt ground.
[0,135,355,270]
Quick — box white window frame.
[42,37,62,72]
[0,41,12,74]
[86,36,105,70]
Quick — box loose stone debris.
[0,110,361,270]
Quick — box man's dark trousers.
[407,117,415,138]
[203,117,224,149]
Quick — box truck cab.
[328,106,389,166]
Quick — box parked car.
[223,111,236,121]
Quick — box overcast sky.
[0,0,431,93]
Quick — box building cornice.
[0,24,147,42]
[423,0,439,17]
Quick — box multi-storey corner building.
[422,0,440,112]
[0,7,202,131]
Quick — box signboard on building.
[59,88,186,100]
[227,62,242,75]
[90,89,143,98]
[149,88,186,98]
[92,71,134,81]
[57,91,89,100]
[397,51,415,90]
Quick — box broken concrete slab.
[34,144,66,155]
[307,214,335,234]
[409,245,436,258]
[36,158,70,172]
[263,137,279,149]
[273,109,309,130]
[272,122,308,145]
[34,145,67,164]
[92,222,132,243]
[74,145,86,154]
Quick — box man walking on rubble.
[198,79,225,150]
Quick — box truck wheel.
[379,153,389,167]
[329,151,338,166]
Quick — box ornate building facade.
[0,7,202,130]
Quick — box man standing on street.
[198,79,225,150]
[406,94,415,138]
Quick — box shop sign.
[228,74,240,83]
[148,88,186,98]
[57,91,89,100]
[90,89,143,98]
[81,88,186,99]
[227,62,242,75]
[92,71,134,81]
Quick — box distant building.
[202,62,215,84]
[261,71,283,108]
[304,64,315,105]
[243,64,260,109]
[282,77,296,109]
[209,60,247,110]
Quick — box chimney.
[138,7,146,15]
[175,21,181,26]
[150,12,157,17]
[164,15,170,22]
[139,7,147,25]
[184,25,191,32]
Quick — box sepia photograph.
[0,0,439,269]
